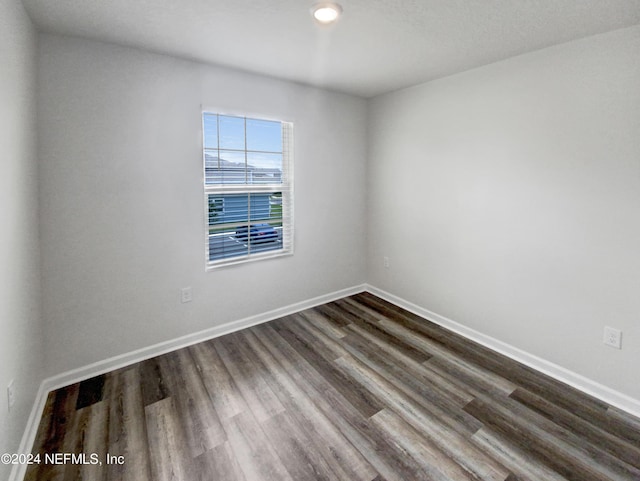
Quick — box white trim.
[12,282,640,481]
[9,382,49,481]
[364,284,640,418]
[10,284,366,481]
[48,284,366,391]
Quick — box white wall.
[368,25,640,400]
[0,0,43,477]
[31,18,640,425]
[37,34,368,375]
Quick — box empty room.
[2,0,640,480]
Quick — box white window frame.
[203,112,294,269]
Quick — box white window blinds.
[203,113,293,267]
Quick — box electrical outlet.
[7,380,15,412]
[383,256,390,268]
[603,326,622,349]
[181,287,193,303]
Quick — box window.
[203,113,293,267]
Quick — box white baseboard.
[365,284,640,418]
[9,381,50,481]
[10,284,366,481]
[12,282,640,481]
[43,284,367,393]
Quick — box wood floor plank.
[241,328,378,481]
[606,406,640,444]
[269,318,385,418]
[188,340,247,421]
[252,323,432,481]
[356,294,636,449]
[425,355,518,400]
[372,314,518,398]
[371,408,482,481]
[313,303,352,328]
[335,354,511,481]
[328,300,433,364]
[297,308,347,339]
[26,292,640,481]
[76,399,109,481]
[510,387,640,469]
[25,384,79,481]
[139,357,169,407]
[288,312,350,360]
[354,293,615,431]
[353,293,545,382]
[213,332,286,424]
[75,374,106,410]
[57,395,110,481]
[357,294,520,377]
[59,404,92,481]
[343,320,474,408]
[340,330,483,436]
[271,315,341,363]
[223,410,294,481]
[261,412,344,481]
[464,396,640,481]
[290,312,350,360]
[192,442,246,481]
[471,427,570,481]
[106,367,152,481]
[145,398,193,481]
[23,394,57,481]
[341,296,392,323]
[157,349,226,457]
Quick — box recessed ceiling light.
[311,3,343,24]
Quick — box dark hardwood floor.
[25,293,640,480]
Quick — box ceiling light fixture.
[311,2,343,24]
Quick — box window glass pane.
[209,231,248,261]
[267,193,283,222]
[247,223,282,254]
[208,193,249,261]
[248,192,272,222]
[248,192,282,254]
[208,192,283,261]
[219,115,245,150]
[247,152,282,184]
[208,196,224,225]
[246,118,282,153]
[213,150,246,184]
[209,193,249,225]
[204,149,218,184]
[203,114,218,149]
[249,192,282,225]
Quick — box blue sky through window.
[203,114,282,154]
[203,114,218,148]
[204,113,283,172]
[219,116,245,150]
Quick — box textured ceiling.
[22,0,640,97]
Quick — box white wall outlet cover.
[603,326,622,349]
[181,287,193,303]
